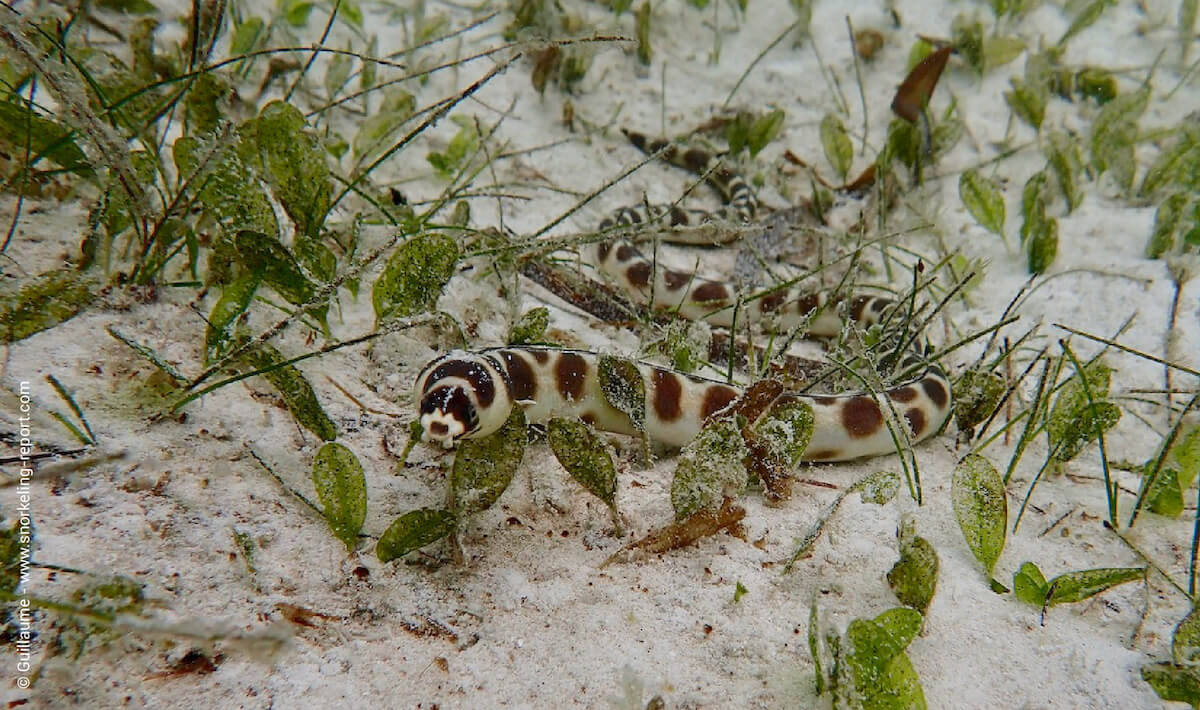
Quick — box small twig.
[1104,521,1192,602]
[324,375,401,417]
[1038,507,1074,537]
[844,16,869,154]
[1053,324,1200,378]
[247,447,323,517]
[723,16,807,107]
[285,0,344,102]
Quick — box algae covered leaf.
[312,442,367,551]
[959,169,1006,237]
[1013,561,1049,605]
[746,394,814,501]
[1045,566,1143,605]
[1173,606,1200,665]
[373,233,459,324]
[598,355,647,437]
[0,101,92,175]
[670,418,748,520]
[252,101,332,239]
[0,270,96,343]
[1142,662,1200,707]
[1045,360,1119,462]
[377,508,457,562]
[1089,86,1148,192]
[547,418,619,514]
[887,524,939,615]
[450,406,526,516]
[508,307,550,345]
[951,369,1005,435]
[234,230,329,330]
[843,607,928,710]
[952,454,1007,582]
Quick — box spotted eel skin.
[416,346,950,461]
[415,132,953,462]
[595,129,758,236]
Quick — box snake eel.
[415,131,952,462]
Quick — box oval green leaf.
[230,17,266,55]
[312,442,367,551]
[887,533,939,615]
[1013,561,1049,606]
[598,355,646,435]
[294,234,337,283]
[450,406,526,516]
[1090,87,1148,191]
[952,453,1007,578]
[1170,424,1200,487]
[1044,131,1082,213]
[373,233,459,324]
[754,398,815,467]
[234,229,328,329]
[1147,193,1193,259]
[546,418,618,511]
[845,608,927,710]
[173,137,279,243]
[204,272,262,365]
[377,508,457,562]
[254,101,332,238]
[1019,171,1049,245]
[0,102,91,175]
[1146,467,1184,518]
[354,89,416,161]
[0,270,95,343]
[1141,128,1200,198]
[1026,215,1058,274]
[508,306,550,345]
[1174,607,1200,665]
[960,169,1006,236]
[860,470,900,505]
[1046,566,1144,606]
[1059,0,1113,45]
[1005,78,1046,130]
[1046,362,1120,463]
[952,369,1006,434]
[982,36,1026,71]
[748,109,785,157]
[670,418,749,520]
[1142,662,1200,706]
[820,113,852,180]
[872,607,923,652]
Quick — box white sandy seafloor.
[2,0,1199,707]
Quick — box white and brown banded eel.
[416,346,951,461]
[415,131,953,462]
[588,132,861,331]
[595,130,758,235]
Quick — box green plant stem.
[1129,393,1200,527]
[1055,324,1200,378]
[173,329,385,410]
[1060,340,1117,526]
